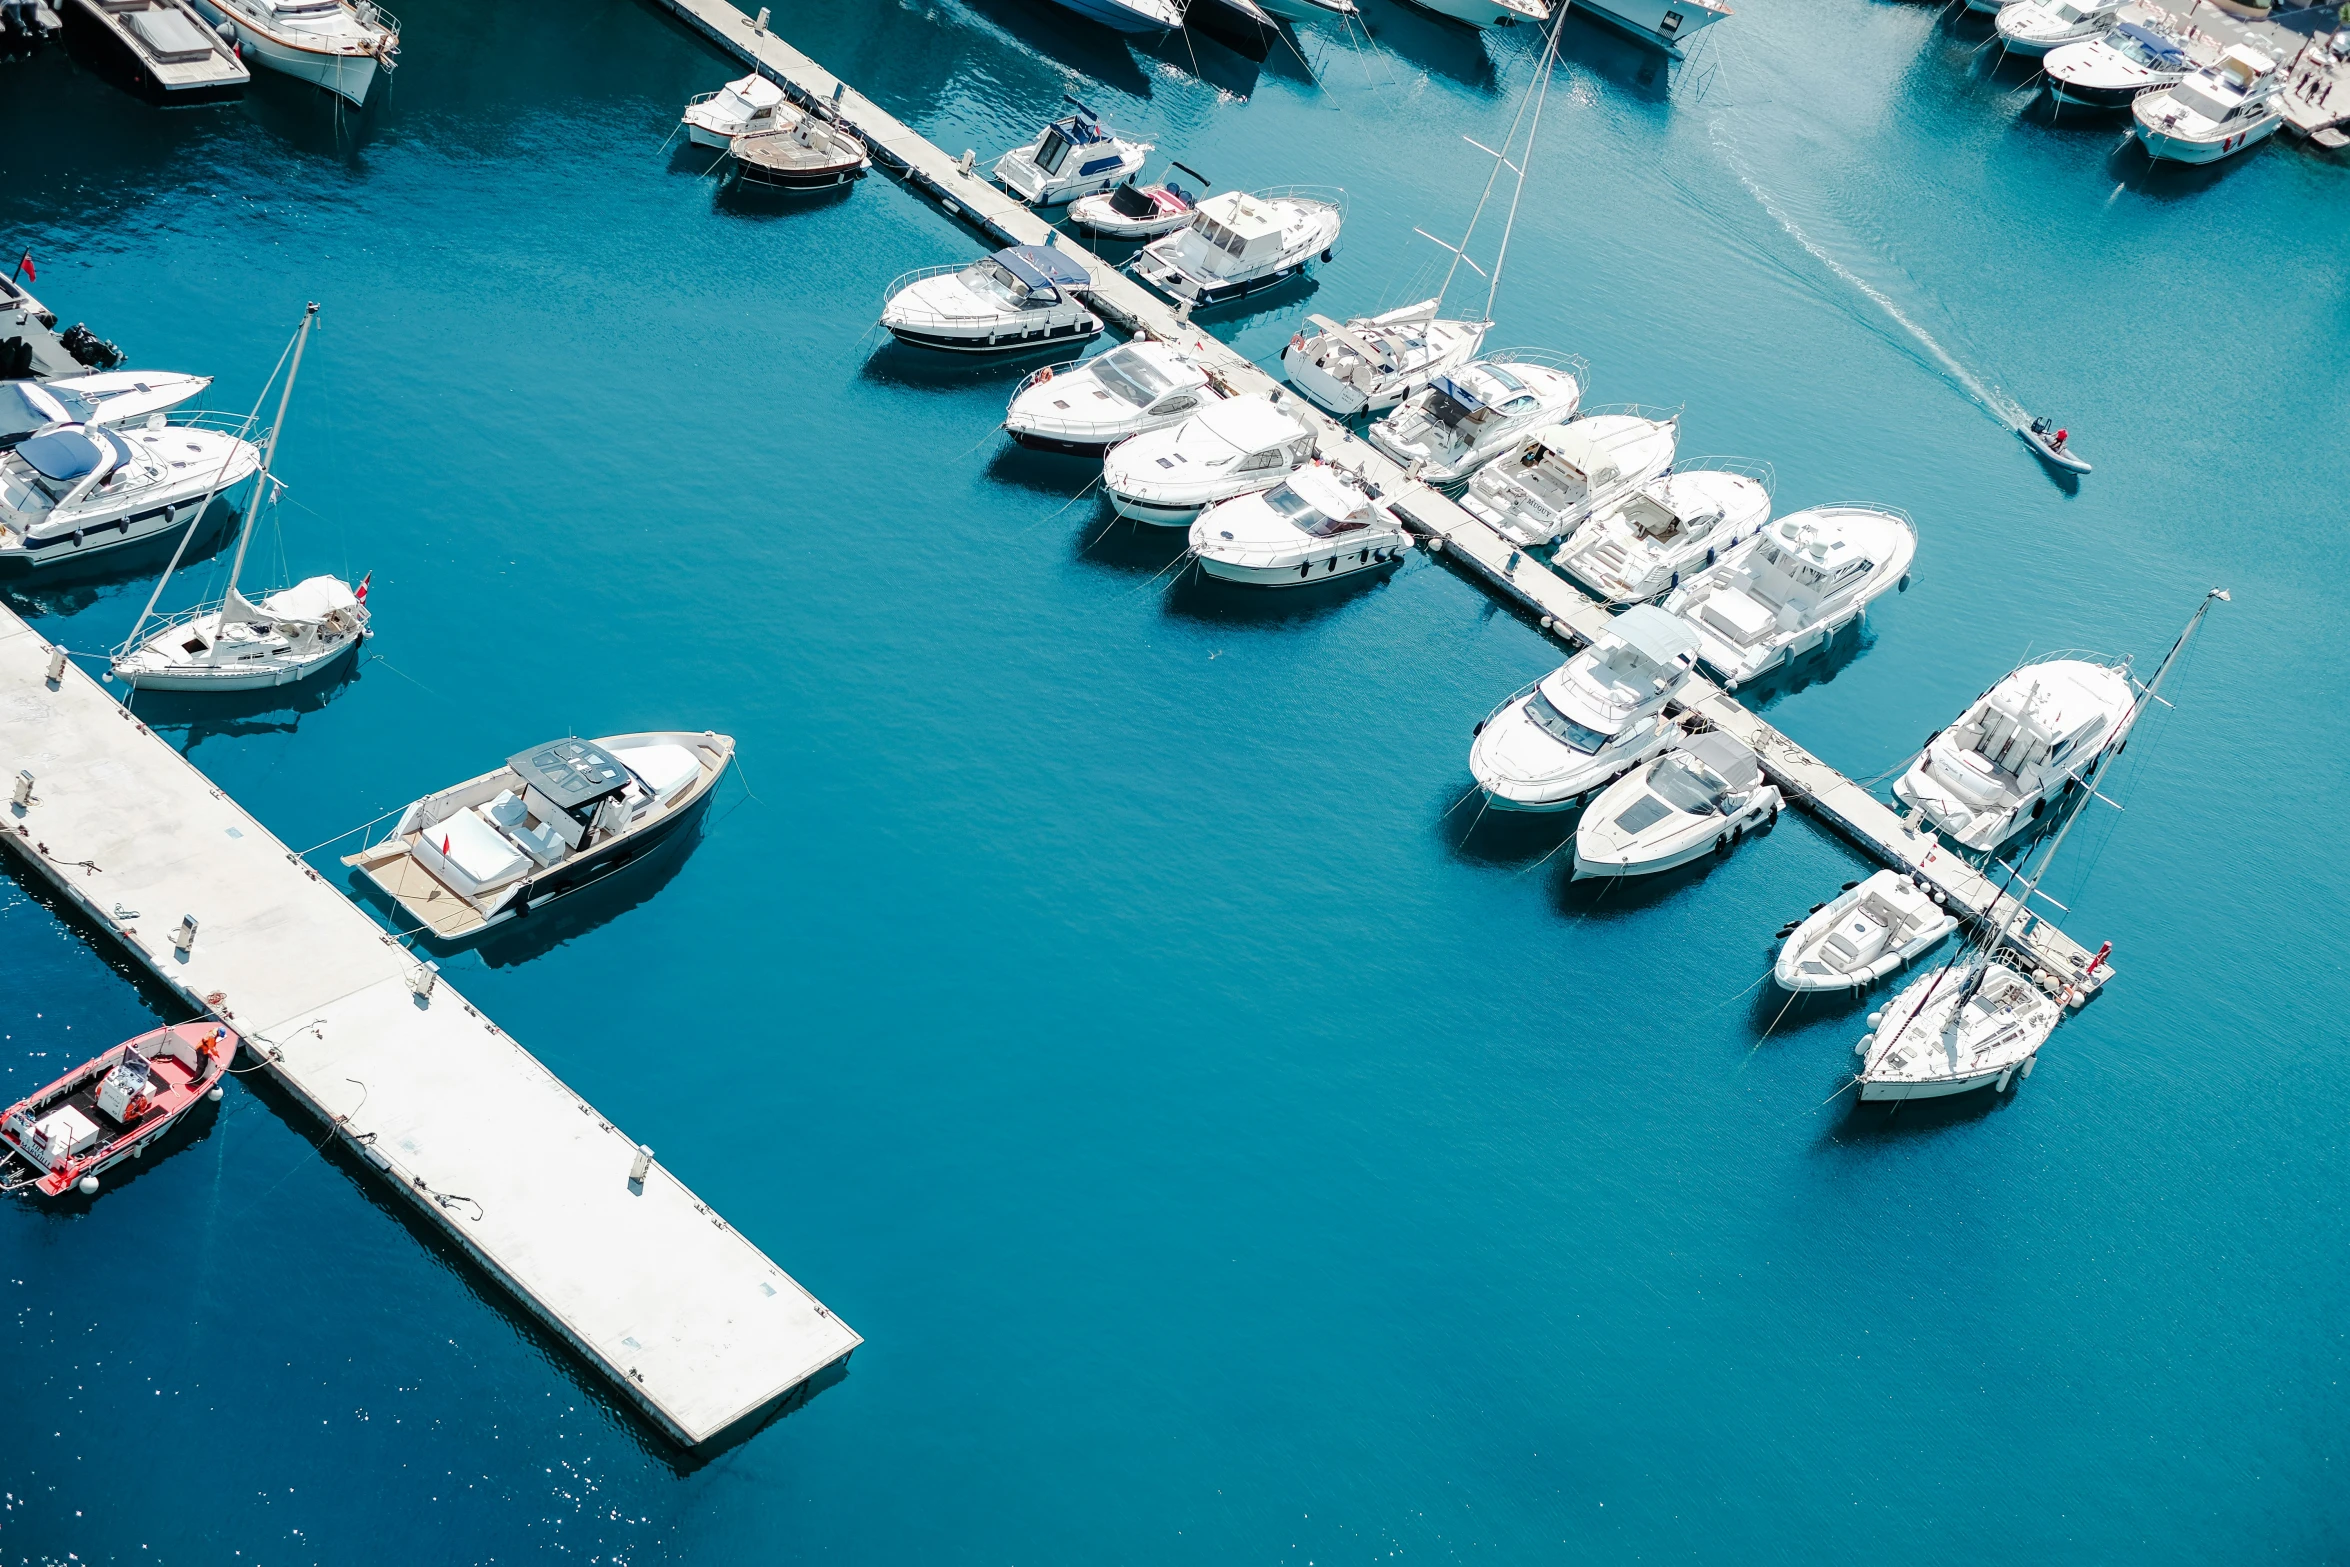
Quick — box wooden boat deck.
[65,0,249,95]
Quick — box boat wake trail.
[1707,124,2029,432]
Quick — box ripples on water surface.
[1,0,2345,1560]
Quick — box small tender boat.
[1773,870,1957,992]
[1661,503,1917,688]
[0,370,210,452]
[1571,0,1731,52]
[2018,416,2090,473]
[880,246,1102,355]
[1187,0,1276,58]
[681,73,786,148]
[344,732,733,943]
[1365,352,1585,486]
[1468,604,1701,813]
[0,417,260,569]
[186,0,395,106]
[729,108,869,191]
[1557,460,1773,604]
[1894,655,2135,852]
[1573,730,1781,880]
[1189,461,1408,587]
[994,102,1153,207]
[1005,339,1215,456]
[1038,0,1184,31]
[1131,188,1342,308]
[1993,0,2125,59]
[2046,20,2193,110]
[1069,163,1210,240]
[1456,409,1679,548]
[1399,0,1545,28]
[1255,0,1354,19]
[1281,299,1491,418]
[0,1022,234,1198]
[2134,45,2282,164]
[1103,393,1316,525]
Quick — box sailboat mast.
[223,302,318,620]
[1482,15,1562,322]
[1438,26,1559,306]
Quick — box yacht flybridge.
[1468,604,1701,813]
[187,0,396,105]
[0,418,259,569]
[1005,340,1215,456]
[1773,870,1957,993]
[1557,461,1772,604]
[994,102,1153,206]
[1365,353,1585,486]
[1104,394,1316,524]
[112,306,370,694]
[1573,730,1781,881]
[1857,591,2225,1101]
[1,371,210,451]
[881,247,1100,355]
[1131,188,1343,307]
[1993,0,2126,58]
[2134,45,2282,164]
[345,732,734,943]
[1457,411,1679,548]
[681,73,786,148]
[1282,301,1490,418]
[2046,21,2192,109]
[1661,504,1916,688]
[1894,654,2136,852]
[1188,461,1408,587]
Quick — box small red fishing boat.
[0,1022,234,1198]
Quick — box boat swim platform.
[646,0,2111,995]
[0,604,860,1448]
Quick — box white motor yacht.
[1400,0,1546,29]
[1773,870,1957,993]
[994,104,1153,207]
[2046,20,2193,109]
[1,372,210,451]
[1468,604,1701,813]
[1069,163,1210,240]
[2134,45,2282,163]
[1281,300,1491,418]
[1188,462,1408,587]
[1131,188,1343,308]
[681,73,785,148]
[1556,460,1772,604]
[1993,0,2125,58]
[113,305,369,694]
[1006,340,1215,456]
[1457,410,1679,549]
[1572,0,1731,51]
[187,0,394,105]
[1365,353,1585,486]
[1103,394,1316,525]
[1893,655,2135,852]
[881,246,1101,355]
[344,733,733,944]
[0,418,259,570]
[1573,730,1781,880]
[1661,504,1916,688]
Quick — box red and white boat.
[1,1022,234,1198]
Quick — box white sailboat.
[112,305,371,694]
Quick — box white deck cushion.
[415,807,530,896]
[610,743,701,808]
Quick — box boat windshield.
[2171,82,2234,121]
[2050,0,2086,21]
[1264,481,1362,538]
[962,260,1034,308]
[1525,688,1610,754]
[1650,756,1722,814]
[1092,347,1172,407]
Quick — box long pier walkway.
[0,607,860,1447]
[646,0,2111,996]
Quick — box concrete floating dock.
[0,606,858,1447]
[644,0,2111,994]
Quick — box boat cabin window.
[1265,481,1364,538]
[1149,394,1198,417]
[1525,688,1610,754]
[1035,125,1076,174]
[2172,82,2234,120]
[1650,756,1725,814]
[1092,347,1173,406]
[2050,0,2087,21]
[963,260,1037,308]
[1238,447,1287,472]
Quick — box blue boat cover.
[16,428,103,482]
[996,245,1092,295]
[2115,21,2186,63]
[1431,373,1488,412]
[1049,113,1109,147]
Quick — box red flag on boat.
[441,834,450,855]
[354,571,371,604]
[11,253,33,285]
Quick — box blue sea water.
[2,0,2347,1559]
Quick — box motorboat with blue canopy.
[0,415,260,569]
[994,100,1153,206]
[881,246,1103,355]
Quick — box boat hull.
[1040,0,1179,29]
[2047,76,2145,109]
[1195,541,1404,586]
[188,0,381,105]
[117,627,364,691]
[883,316,1102,355]
[2135,113,2280,163]
[1570,0,1729,52]
[0,496,239,571]
[0,1023,234,1198]
[1858,1058,2031,1101]
[1394,0,1539,28]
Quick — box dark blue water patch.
[3,0,2348,1560]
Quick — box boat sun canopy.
[16,427,108,483]
[996,246,1091,297]
[1686,729,1761,792]
[2115,20,2185,61]
[1606,603,1702,668]
[508,739,633,818]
